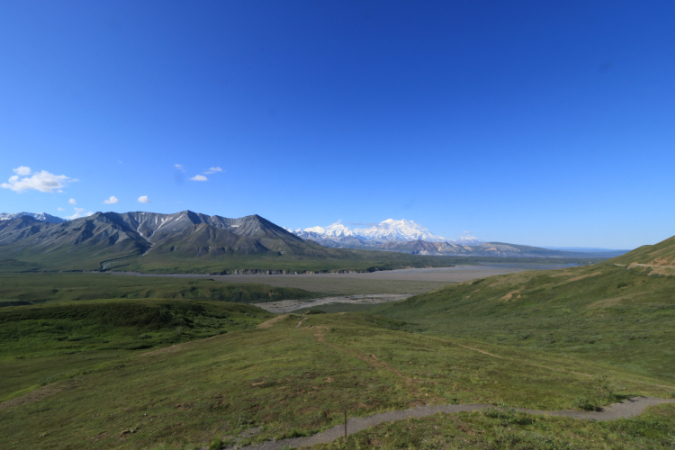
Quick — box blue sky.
[1,1,674,249]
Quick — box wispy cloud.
[14,166,31,176]
[65,207,93,220]
[1,167,76,193]
[69,198,77,205]
[104,196,119,204]
[57,207,65,211]
[190,174,208,181]
[204,166,223,174]
[138,195,151,204]
[175,164,185,172]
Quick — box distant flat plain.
[112,262,574,295]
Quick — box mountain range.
[290,219,483,250]
[290,218,626,258]
[0,211,353,271]
[0,211,627,272]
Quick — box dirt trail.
[229,397,675,450]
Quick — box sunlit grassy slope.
[372,260,675,381]
[1,311,673,449]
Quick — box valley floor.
[108,262,570,295]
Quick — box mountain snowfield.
[290,218,481,244]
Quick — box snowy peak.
[353,218,445,242]
[0,212,66,224]
[304,221,354,238]
[295,218,447,242]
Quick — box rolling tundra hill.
[372,234,675,381]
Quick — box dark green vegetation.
[0,299,272,403]
[0,299,271,360]
[0,273,317,306]
[315,405,675,449]
[372,261,675,382]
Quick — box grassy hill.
[1,311,673,449]
[372,255,675,382]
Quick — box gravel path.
[228,397,675,450]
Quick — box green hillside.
[611,235,675,267]
[1,311,672,449]
[373,259,675,381]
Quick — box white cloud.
[69,198,77,205]
[14,166,31,176]
[63,207,95,220]
[1,168,76,193]
[57,207,65,211]
[138,195,151,204]
[65,207,85,220]
[175,164,185,172]
[103,196,119,204]
[204,166,223,174]
[190,174,208,181]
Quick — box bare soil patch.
[253,294,413,314]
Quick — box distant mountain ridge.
[291,218,483,250]
[0,212,628,272]
[293,218,452,242]
[0,212,65,224]
[289,219,627,259]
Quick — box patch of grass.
[207,437,222,450]
[314,404,675,449]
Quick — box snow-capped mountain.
[351,218,446,242]
[0,212,65,224]
[292,218,463,245]
[304,222,355,237]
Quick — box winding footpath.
[230,397,675,450]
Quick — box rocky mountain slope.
[0,211,347,270]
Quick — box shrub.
[575,396,596,411]
[208,437,222,450]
